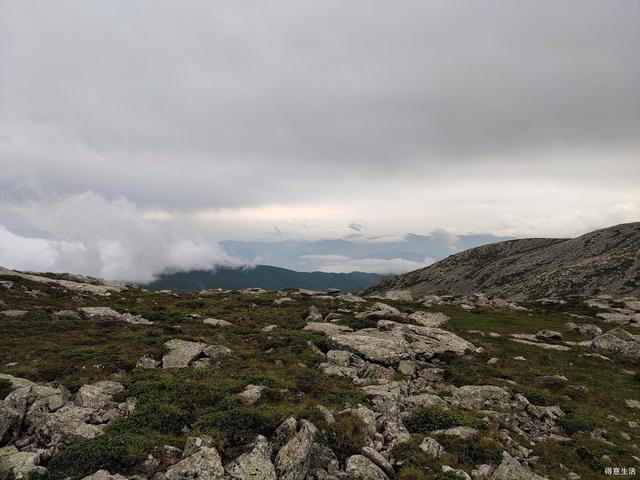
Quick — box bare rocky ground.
[1,268,639,480]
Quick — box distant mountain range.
[145,265,382,293]
[364,222,640,300]
[219,233,510,273]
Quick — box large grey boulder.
[75,381,124,409]
[591,328,640,359]
[225,435,276,480]
[577,324,602,337]
[0,446,47,480]
[162,339,207,368]
[450,385,512,411]
[78,307,123,322]
[304,323,352,335]
[408,311,449,327]
[420,437,444,458]
[345,455,389,480]
[0,403,21,444]
[202,345,232,359]
[238,385,265,406]
[330,330,412,365]
[81,470,128,480]
[1,310,27,318]
[275,420,318,480]
[535,330,563,341]
[165,447,224,480]
[491,452,546,479]
[305,306,324,323]
[32,404,106,447]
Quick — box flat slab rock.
[330,322,476,366]
[162,340,207,369]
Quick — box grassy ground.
[1,276,639,479]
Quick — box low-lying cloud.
[317,256,435,275]
[0,192,238,282]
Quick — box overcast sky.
[1,1,639,280]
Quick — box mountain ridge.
[363,222,640,300]
[145,264,382,293]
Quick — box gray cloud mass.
[0,1,638,279]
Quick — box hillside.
[364,222,640,301]
[145,265,382,293]
[0,265,639,480]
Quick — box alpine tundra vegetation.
[1,224,639,480]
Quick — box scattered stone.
[78,307,123,322]
[203,318,232,327]
[0,403,21,444]
[274,297,294,306]
[441,465,471,480]
[1,310,27,318]
[225,435,276,480]
[361,447,393,478]
[513,356,526,361]
[420,437,444,457]
[54,310,81,319]
[316,405,335,425]
[626,399,640,409]
[162,339,207,368]
[262,324,277,332]
[487,357,499,365]
[75,381,124,409]
[0,446,47,480]
[275,420,318,480]
[591,328,640,359]
[0,281,14,290]
[408,311,449,327]
[238,385,265,406]
[136,354,161,369]
[577,324,602,337]
[491,452,546,479]
[564,322,578,331]
[305,306,324,323]
[81,470,128,480]
[202,344,232,359]
[304,322,353,335]
[345,454,389,480]
[535,330,563,341]
[432,426,479,440]
[165,446,224,480]
[398,360,416,376]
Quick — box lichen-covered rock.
[304,323,352,335]
[535,330,563,341]
[408,311,449,327]
[202,344,232,359]
[203,318,232,327]
[361,447,394,477]
[81,470,129,480]
[238,385,265,406]
[345,455,389,480]
[450,385,512,410]
[136,355,160,369]
[275,420,317,480]
[432,426,479,440]
[0,446,47,480]
[420,437,444,457]
[78,307,123,322]
[491,452,546,479]
[75,381,124,409]
[225,435,276,480]
[271,417,297,453]
[0,402,21,444]
[162,340,207,368]
[305,306,324,323]
[591,328,640,359]
[165,446,224,480]
[330,330,412,365]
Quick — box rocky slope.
[1,266,639,480]
[364,222,640,301]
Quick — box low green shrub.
[0,378,12,398]
[404,406,483,434]
[327,413,369,460]
[559,414,597,435]
[47,433,160,479]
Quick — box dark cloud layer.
[0,1,638,279]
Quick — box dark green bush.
[0,378,12,398]
[193,404,274,448]
[47,433,159,479]
[559,415,597,435]
[327,413,369,460]
[109,401,192,436]
[575,446,604,472]
[436,435,503,464]
[404,406,483,434]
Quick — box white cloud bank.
[0,192,238,283]
[318,257,435,275]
